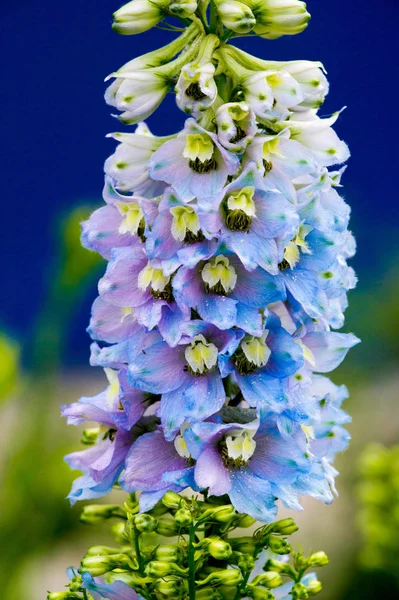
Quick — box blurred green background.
[0,204,398,599]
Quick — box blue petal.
[229,471,278,523]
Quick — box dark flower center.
[229,126,246,144]
[219,438,248,469]
[189,157,218,174]
[233,346,259,375]
[150,281,174,302]
[278,259,290,271]
[184,229,205,244]
[185,82,207,101]
[263,159,273,173]
[225,209,252,232]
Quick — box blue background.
[1,0,397,363]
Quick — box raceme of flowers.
[63,0,359,525]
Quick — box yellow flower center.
[202,255,237,295]
[115,201,144,236]
[170,206,201,242]
[184,334,218,375]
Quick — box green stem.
[188,526,197,600]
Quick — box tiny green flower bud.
[202,504,236,523]
[270,518,299,536]
[218,585,239,599]
[264,558,293,575]
[80,504,126,524]
[236,514,256,528]
[155,576,187,597]
[197,568,242,587]
[112,0,165,35]
[291,582,309,600]
[145,560,188,578]
[168,0,198,18]
[156,515,180,536]
[267,534,291,555]
[174,507,194,527]
[134,513,158,532]
[309,551,329,567]
[154,544,185,563]
[307,579,323,595]
[215,0,256,34]
[80,553,132,576]
[237,553,255,571]
[196,588,223,599]
[230,536,256,554]
[252,571,283,589]
[245,585,275,600]
[85,545,124,556]
[163,491,185,509]
[208,538,233,560]
[111,521,127,544]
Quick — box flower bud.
[197,588,223,599]
[245,586,275,600]
[80,553,132,576]
[307,579,323,595]
[155,576,187,597]
[156,515,180,536]
[163,491,184,509]
[264,558,293,575]
[197,569,243,587]
[112,0,165,35]
[252,571,283,589]
[291,582,309,599]
[270,518,299,536]
[237,553,255,571]
[267,535,291,555]
[174,507,194,527]
[246,0,311,39]
[235,514,256,528]
[154,544,185,563]
[134,513,158,532]
[201,504,236,523]
[80,504,126,524]
[309,551,329,567]
[208,538,233,560]
[230,536,256,554]
[168,0,198,17]
[215,0,256,34]
[85,546,123,557]
[145,561,188,578]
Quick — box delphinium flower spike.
[50,1,359,597]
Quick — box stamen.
[189,157,218,173]
[278,258,290,271]
[263,159,273,173]
[233,346,259,375]
[229,126,246,144]
[225,209,252,232]
[185,82,207,101]
[184,229,205,244]
[150,281,174,302]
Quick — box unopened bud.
[80,504,126,524]
[80,553,131,576]
[145,561,188,578]
[202,504,236,523]
[267,535,291,555]
[250,0,311,40]
[154,544,185,563]
[309,551,329,567]
[245,585,275,600]
[168,0,198,17]
[237,553,255,571]
[197,569,242,587]
[264,558,293,575]
[270,518,299,536]
[236,514,256,528]
[292,582,309,599]
[230,536,256,554]
[111,522,127,544]
[134,513,158,532]
[156,516,180,536]
[252,571,283,589]
[216,0,256,34]
[85,545,123,557]
[307,579,323,595]
[207,538,232,560]
[112,0,165,35]
[163,491,185,509]
[174,507,194,527]
[155,576,187,597]
[196,588,223,600]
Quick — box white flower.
[215,102,257,152]
[176,62,217,114]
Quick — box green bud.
[153,544,185,563]
[197,588,223,600]
[307,579,323,595]
[208,538,233,560]
[156,515,180,536]
[174,507,194,527]
[80,504,126,524]
[111,522,127,544]
[155,576,187,597]
[270,518,299,536]
[309,551,329,567]
[197,568,242,587]
[134,513,158,532]
[201,504,236,523]
[267,535,291,555]
[237,553,255,571]
[47,594,81,600]
[291,582,309,600]
[80,553,132,576]
[264,558,293,575]
[85,545,123,556]
[163,491,185,509]
[218,585,239,600]
[236,514,256,528]
[145,560,188,578]
[252,571,283,589]
[230,536,256,554]
[245,585,275,600]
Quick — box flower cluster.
[63,0,358,525]
[48,493,329,600]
